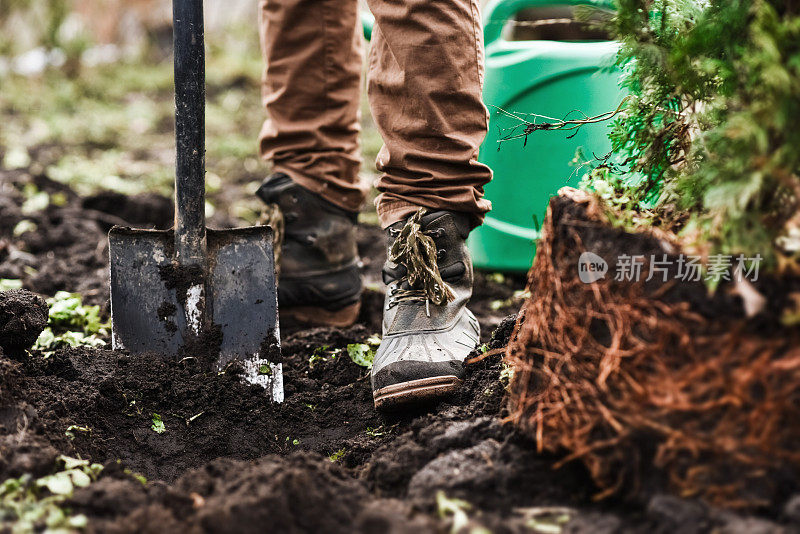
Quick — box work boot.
[372,209,480,410]
[256,173,362,327]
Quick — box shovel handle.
[173,0,206,264]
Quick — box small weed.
[3,146,30,169]
[150,413,166,434]
[308,345,339,368]
[499,363,515,385]
[436,491,489,534]
[347,343,375,369]
[34,328,106,355]
[366,424,397,438]
[0,455,102,533]
[12,220,37,236]
[124,395,143,416]
[32,292,110,355]
[64,425,90,440]
[517,507,573,534]
[46,291,108,335]
[20,187,49,215]
[123,469,148,487]
[489,289,531,311]
[0,279,23,291]
[486,272,506,284]
[328,448,346,463]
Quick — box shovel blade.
[207,227,282,400]
[109,228,184,356]
[109,225,282,401]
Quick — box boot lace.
[387,208,455,315]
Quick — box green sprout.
[150,413,166,434]
[328,448,346,462]
[64,425,91,440]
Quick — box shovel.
[108,0,283,401]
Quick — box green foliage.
[123,469,147,487]
[32,292,109,355]
[365,424,397,438]
[0,279,23,291]
[585,0,800,268]
[518,507,574,534]
[64,425,90,440]
[0,27,266,205]
[34,329,106,355]
[346,335,381,369]
[327,448,346,462]
[489,289,531,311]
[436,491,490,534]
[346,344,375,369]
[13,220,38,236]
[0,455,102,533]
[150,413,165,434]
[46,291,108,334]
[308,345,339,368]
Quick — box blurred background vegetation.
[0,0,382,226]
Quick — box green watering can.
[467,0,624,271]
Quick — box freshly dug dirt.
[0,289,48,352]
[1,174,796,532]
[68,454,434,534]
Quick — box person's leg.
[257,0,367,212]
[366,0,492,229]
[257,0,366,327]
[366,0,491,409]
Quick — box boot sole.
[280,301,361,328]
[373,375,462,411]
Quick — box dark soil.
[0,289,48,352]
[1,173,797,532]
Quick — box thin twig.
[492,96,632,149]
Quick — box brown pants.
[258,0,492,228]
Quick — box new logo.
[578,252,608,283]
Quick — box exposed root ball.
[506,188,800,509]
[0,289,48,352]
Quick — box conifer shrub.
[583,0,800,270]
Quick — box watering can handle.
[483,0,613,46]
[173,0,206,265]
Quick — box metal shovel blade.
[109,227,182,356]
[207,226,282,401]
[109,225,282,401]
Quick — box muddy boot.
[257,173,362,327]
[372,209,480,410]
